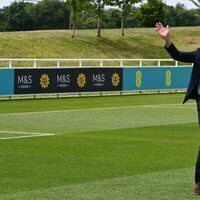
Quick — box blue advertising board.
[123,66,192,91]
[0,69,14,95]
[0,66,193,96]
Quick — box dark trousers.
[195,98,200,183]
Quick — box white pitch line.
[0,130,55,140]
[140,105,196,109]
[0,134,54,140]
[0,130,54,135]
[0,103,196,116]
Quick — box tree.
[140,0,166,27]
[0,0,69,31]
[67,0,79,38]
[164,3,200,27]
[89,0,111,37]
[190,0,200,18]
[67,0,88,38]
[112,0,141,36]
[4,2,26,31]
[35,0,69,30]
[102,8,121,28]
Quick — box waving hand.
[155,22,172,47]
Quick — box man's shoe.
[194,183,200,195]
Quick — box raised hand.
[155,22,169,40]
[155,22,172,47]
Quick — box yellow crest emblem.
[111,72,120,87]
[77,73,86,88]
[40,73,50,89]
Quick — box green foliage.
[110,0,141,35]
[166,3,200,27]
[36,0,69,30]
[67,0,86,25]
[88,0,112,36]
[112,0,141,18]
[3,2,26,31]
[0,0,200,32]
[140,0,167,27]
[89,0,111,16]
[0,1,69,31]
[102,9,121,28]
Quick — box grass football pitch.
[0,93,200,199]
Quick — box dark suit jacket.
[165,43,200,104]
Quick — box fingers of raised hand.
[155,23,169,36]
[155,23,161,32]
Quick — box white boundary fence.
[0,58,179,68]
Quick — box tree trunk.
[69,9,72,30]
[121,17,124,36]
[71,23,75,38]
[97,16,101,37]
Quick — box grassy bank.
[0,27,200,59]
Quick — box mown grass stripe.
[0,102,196,116]
[0,167,195,200]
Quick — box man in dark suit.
[155,22,200,195]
